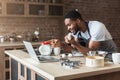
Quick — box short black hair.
[64,10,83,21]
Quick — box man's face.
[64,18,80,34]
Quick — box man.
[51,10,117,56]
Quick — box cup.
[53,47,61,56]
[112,53,120,64]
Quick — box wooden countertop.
[5,50,120,80]
[0,42,40,47]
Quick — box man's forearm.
[61,43,74,53]
[72,42,90,56]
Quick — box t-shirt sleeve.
[90,21,107,41]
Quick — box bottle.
[39,41,52,56]
[33,27,40,42]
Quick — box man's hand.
[50,39,62,48]
[65,34,78,45]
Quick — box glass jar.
[39,41,52,56]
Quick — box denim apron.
[77,22,91,47]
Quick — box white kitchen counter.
[5,50,120,80]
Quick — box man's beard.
[68,24,81,35]
[74,24,81,35]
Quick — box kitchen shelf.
[0,0,64,17]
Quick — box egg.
[68,53,73,57]
[61,54,66,58]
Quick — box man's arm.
[71,40,100,56]
[61,43,75,53]
[89,40,100,50]
[50,38,101,56]
[49,39,74,52]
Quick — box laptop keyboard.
[34,49,41,55]
[38,56,59,62]
[34,49,59,62]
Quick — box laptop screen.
[23,41,40,62]
[23,41,59,63]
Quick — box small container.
[39,41,52,56]
[9,38,14,43]
[86,56,104,67]
[0,36,4,43]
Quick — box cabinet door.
[48,0,64,17]
[28,4,46,17]
[49,5,63,16]
[27,0,47,3]
[49,0,63,4]
[35,74,46,80]
[6,3,25,16]
[0,2,2,16]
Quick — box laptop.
[23,41,59,63]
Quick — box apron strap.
[78,22,91,38]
